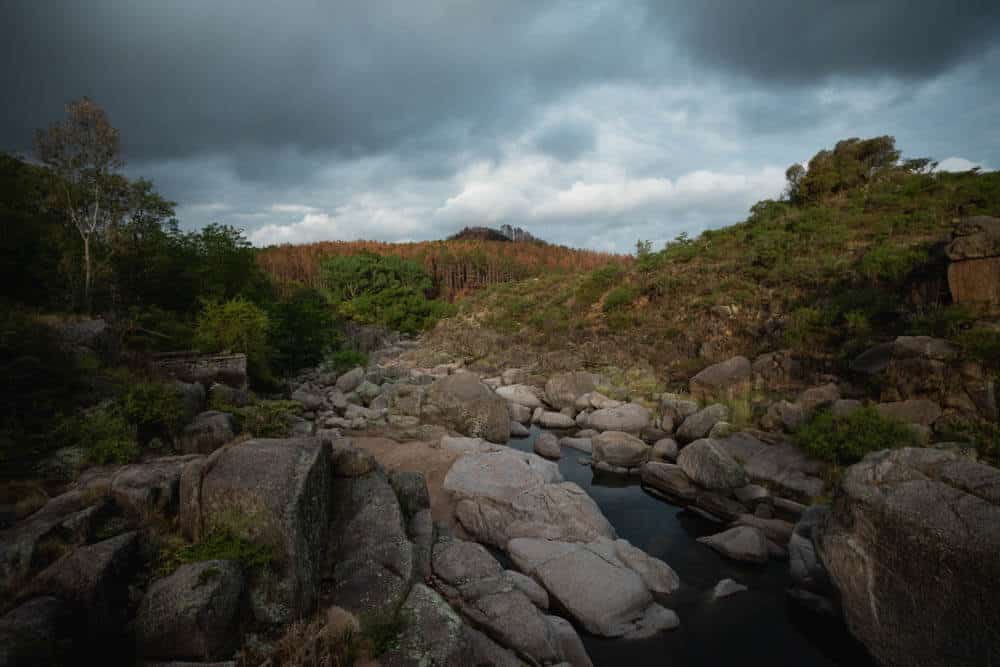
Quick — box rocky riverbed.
[1,332,998,666]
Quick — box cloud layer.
[3,1,998,251]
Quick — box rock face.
[538,411,576,429]
[508,537,679,639]
[328,467,414,618]
[946,216,1000,310]
[443,449,614,547]
[676,438,747,490]
[110,454,202,520]
[545,371,599,410]
[0,596,73,666]
[136,560,244,660]
[875,399,942,426]
[180,437,332,624]
[425,373,511,443]
[675,404,729,444]
[817,448,1000,667]
[689,356,751,401]
[716,434,826,502]
[591,431,648,468]
[584,403,651,433]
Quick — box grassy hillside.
[420,139,1000,384]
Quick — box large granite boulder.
[689,356,752,401]
[508,537,679,639]
[180,411,237,455]
[425,373,511,443]
[817,448,1000,667]
[29,532,140,638]
[697,526,768,564]
[592,431,648,468]
[533,432,561,459]
[538,411,576,429]
[328,468,413,618]
[136,560,245,661]
[715,434,826,502]
[676,438,747,490]
[179,437,332,625]
[443,449,614,547]
[110,455,201,520]
[0,596,73,666]
[545,372,599,410]
[584,403,651,434]
[640,462,697,501]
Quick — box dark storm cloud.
[533,120,596,161]
[0,0,658,164]
[653,0,1000,83]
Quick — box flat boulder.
[677,438,747,490]
[689,356,751,401]
[817,448,1000,667]
[538,411,576,429]
[335,367,365,393]
[560,437,593,454]
[697,526,768,563]
[592,431,648,468]
[425,373,511,443]
[497,384,543,409]
[508,537,679,639]
[444,449,613,547]
[585,403,651,434]
[136,560,244,661]
[875,399,942,427]
[110,455,201,520]
[179,437,332,624]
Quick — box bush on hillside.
[795,406,920,466]
[122,380,186,445]
[267,287,337,375]
[195,297,272,383]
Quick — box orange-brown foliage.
[256,239,630,299]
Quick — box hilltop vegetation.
[423,136,1000,382]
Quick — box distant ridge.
[448,224,543,244]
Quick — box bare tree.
[35,97,123,312]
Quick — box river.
[506,426,874,667]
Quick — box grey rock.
[796,383,840,410]
[508,537,679,639]
[508,402,533,424]
[585,403,651,434]
[136,560,244,660]
[875,399,942,427]
[425,373,511,443]
[335,367,365,393]
[697,526,768,564]
[560,437,593,454]
[689,356,751,401]
[538,411,577,429]
[497,384,544,409]
[110,455,202,520]
[534,432,562,459]
[641,462,697,501]
[734,514,795,545]
[677,438,747,490]
[180,411,236,455]
[651,438,679,462]
[509,421,530,437]
[817,448,1000,667]
[676,404,729,444]
[712,578,748,599]
[946,215,1000,259]
[660,397,699,422]
[545,372,599,410]
[761,400,806,432]
[180,438,331,624]
[0,596,72,666]
[291,387,324,411]
[592,431,648,468]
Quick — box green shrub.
[267,287,337,375]
[321,349,369,375]
[858,243,928,286]
[575,264,625,307]
[156,529,275,578]
[795,406,920,466]
[361,610,408,657]
[122,380,186,444]
[602,286,638,313]
[783,307,827,351]
[233,400,302,438]
[195,297,272,385]
[956,328,1000,375]
[57,405,139,465]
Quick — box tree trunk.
[83,234,92,314]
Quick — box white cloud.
[936,156,989,172]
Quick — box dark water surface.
[507,427,874,667]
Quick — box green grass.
[156,529,275,578]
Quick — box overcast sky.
[3,1,999,252]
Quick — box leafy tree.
[267,287,336,375]
[195,297,271,381]
[34,97,123,312]
[784,163,805,202]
